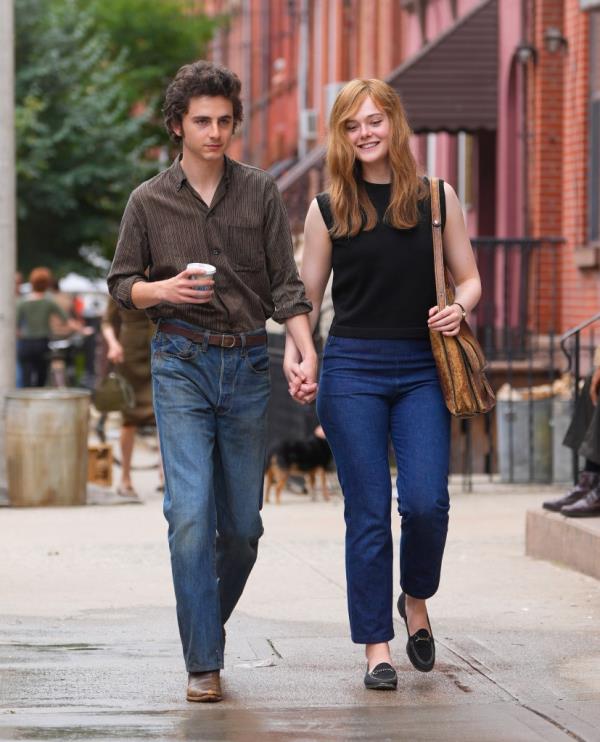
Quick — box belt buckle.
[221,334,236,348]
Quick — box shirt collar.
[169,153,233,192]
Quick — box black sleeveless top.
[316,178,446,339]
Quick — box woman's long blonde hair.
[326,78,426,238]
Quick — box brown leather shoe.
[543,471,599,512]
[186,670,222,703]
[561,485,600,518]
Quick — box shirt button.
[212,249,220,256]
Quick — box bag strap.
[430,177,447,311]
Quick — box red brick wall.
[560,1,599,332]
[529,1,565,333]
[529,0,599,334]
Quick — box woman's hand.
[283,337,318,404]
[107,341,124,364]
[427,303,464,336]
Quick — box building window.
[589,10,600,243]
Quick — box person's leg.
[317,337,394,668]
[544,377,600,510]
[390,342,450,634]
[34,344,49,387]
[561,399,600,517]
[151,331,223,673]
[213,340,270,626]
[119,425,135,492]
[18,339,37,388]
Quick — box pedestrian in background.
[16,267,84,388]
[285,79,481,689]
[15,271,24,388]
[108,60,316,703]
[544,348,600,517]
[101,297,163,501]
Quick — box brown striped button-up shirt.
[107,155,312,333]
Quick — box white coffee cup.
[186,262,216,291]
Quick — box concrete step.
[526,509,600,580]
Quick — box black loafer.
[364,662,398,690]
[397,592,435,672]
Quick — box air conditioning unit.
[299,109,318,140]
[324,82,347,119]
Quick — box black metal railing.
[456,238,566,490]
[471,237,562,362]
[267,237,586,492]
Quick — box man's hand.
[283,340,318,405]
[590,366,600,406]
[157,268,215,305]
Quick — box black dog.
[264,427,332,504]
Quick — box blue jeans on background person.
[151,320,270,673]
[316,335,450,645]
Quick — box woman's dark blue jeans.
[317,336,450,645]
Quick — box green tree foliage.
[92,0,219,117]
[15,0,219,274]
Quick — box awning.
[386,0,498,133]
[278,0,498,220]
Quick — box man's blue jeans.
[317,336,450,645]
[151,320,270,672]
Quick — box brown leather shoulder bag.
[428,178,496,418]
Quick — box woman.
[17,267,83,388]
[101,297,163,500]
[285,79,481,690]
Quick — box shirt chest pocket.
[227,221,264,272]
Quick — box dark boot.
[542,471,599,512]
[561,485,600,518]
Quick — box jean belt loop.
[241,332,247,357]
[202,330,210,353]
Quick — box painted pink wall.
[496,0,524,236]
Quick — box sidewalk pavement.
[1,437,599,741]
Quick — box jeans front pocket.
[157,331,198,361]
[243,344,270,375]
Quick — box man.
[108,61,317,702]
[544,349,600,516]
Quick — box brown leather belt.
[159,322,267,349]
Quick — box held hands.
[427,303,464,336]
[158,268,215,305]
[283,342,318,405]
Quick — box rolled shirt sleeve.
[107,193,150,310]
[263,179,312,323]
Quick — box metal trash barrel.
[5,389,90,506]
[496,398,552,483]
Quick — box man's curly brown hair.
[163,60,243,144]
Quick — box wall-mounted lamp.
[515,42,538,65]
[543,27,569,54]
